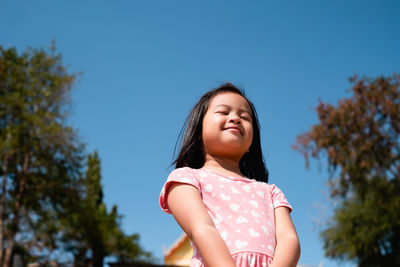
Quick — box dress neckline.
[200,168,253,182]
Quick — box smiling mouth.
[225,127,242,134]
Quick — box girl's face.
[201,92,253,161]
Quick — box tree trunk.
[2,152,29,267]
[0,156,8,265]
[92,251,104,267]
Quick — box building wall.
[164,235,193,267]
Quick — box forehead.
[208,92,251,111]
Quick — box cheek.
[247,126,254,145]
[201,116,216,139]
[202,125,218,141]
[203,114,222,130]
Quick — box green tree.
[64,151,153,267]
[0,44,153,267]
[293,74,400,266]
[0,44,85,266]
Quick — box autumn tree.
[63,151,153,267]
[0,44,85,266]
[293,74,400,266]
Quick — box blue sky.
[1,1,399,266]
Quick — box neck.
[202,154,242,175]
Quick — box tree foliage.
[0,43,85,266]
[293,74,400,266]
[0,44,153,266]
[63,151,154,267]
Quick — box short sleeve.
[159,167,201,214]
[269,184,293,212]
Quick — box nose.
[229,114,241,124]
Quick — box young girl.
[160,83,300,267]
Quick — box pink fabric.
[191,252,273,267]
[159,167,292,267]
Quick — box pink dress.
[159,167,292,267]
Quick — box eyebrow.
[214,104,252,115]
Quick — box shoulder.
[168,167,199,180]
[266,183,279,193]
[266,183,293,212]
[266,183,287,196]
[160,167,202,213]
[263,183,283,198]
[165,167,204,188]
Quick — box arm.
[167,183,236,267]
[269,207,301,267]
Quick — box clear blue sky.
[1,1,399,266]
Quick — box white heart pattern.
[236,216,248,224]
[199,171,208,177]
[214,214,222,224]
[262,226,269,235]
[268,244,275,253]
[249,200,259,208]
[256,191,264,198]
[220,193,231,201]
[230,203,240,211]
[231,186,240,194]
[220,231,228,240]
[242,185,251,192]
[249,228,260,237]
[204,184,212,192]
[180,177,192,183]
[235,240,248,249]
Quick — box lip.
[224,126,243,134]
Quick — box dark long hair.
[173,83,269,183]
